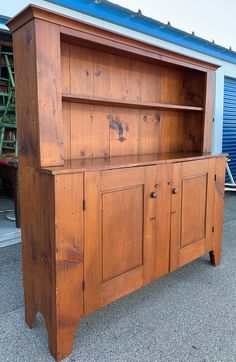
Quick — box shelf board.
[62,93,204,112]
[39,152,223,175]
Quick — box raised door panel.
[181,174,207,247]
[102,186,143,281]
[84,166,157,315]
[170,158,215,271]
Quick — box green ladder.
[0,48,17,157]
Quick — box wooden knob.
[172,188,178,194]
[150,191,157,198]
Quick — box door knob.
[172,188,178,194]
[150,191,158,198]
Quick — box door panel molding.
[84,166,157,315]
[101,185,144,282]
[170,158,215,271]
[180,174,207,247]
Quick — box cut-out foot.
[209,250,221,266]
[42,313,79,362]
[25,306,37,328]
[48,327,77,361]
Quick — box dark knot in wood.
[108,114,126,142]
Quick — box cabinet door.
[170,158,215,271]
[84,166,157,315]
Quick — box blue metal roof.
[0,15,9,25]
[45,0,236,65]
[2,0,236,64]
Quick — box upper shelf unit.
[7,5,217,168]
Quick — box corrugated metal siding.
[223,77,236,181]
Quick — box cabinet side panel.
[35,19,63,167]
[54,173,84,357]
[19,166,56,337]
[13,21,39,167]
[13,19,64,167]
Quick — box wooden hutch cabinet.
[8,6,226,361]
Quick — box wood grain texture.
[19,166,57,355]
[54,173,83,360]
[154,164,172,279]
[61,42,70,93]
[63,42,206,108]
[62,102,71,160]
[20,167,84,361]
[210,157,226,265]
[13,19,63,168]
[62,94,204,111]
[59,42,208,160]
[180,175,207,247]
[170,158,216,271]
[83,171,101,316]
[184,112,204,152]
[109,107,139,157]
[70,44,93,96]
[184,69,205,107]
[70,103,109,159]
[62,103,204,160]
[84,167,157,315]
[100,167,145,190]
[102,186,143,281]
[169,162,182,272]
[41,153,226,175]
[138,110,160,154]
[35,19,63,167]
[143,166,157,284]
[13,20,39,167]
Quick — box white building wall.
[2,0,236,153]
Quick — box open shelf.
[62,93,204,112]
